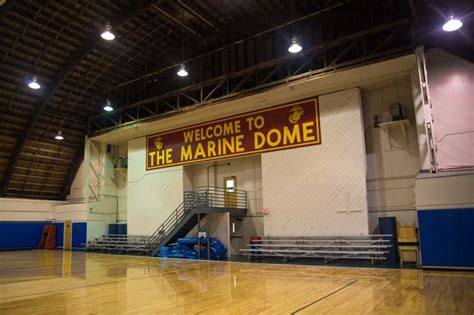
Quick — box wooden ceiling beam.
[0,0,17,20]
[1,1,162,197]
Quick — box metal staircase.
[147,186,247,256]
[86,186,247,256]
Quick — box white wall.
[0,197,88,223]
[51,202,88,222]
[78,141,130,240]
[262,88,369,236]
[115,144,128,223]
[0,198,56,221]
[127,137,184,236]
[361,78,420,231]
[415,171,474,210]
[61,158,88,225]
[427,49,474,170]
[207,213,230,257]
[67,161,85,202]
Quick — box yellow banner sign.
[146,98,321,169]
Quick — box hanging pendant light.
[443,15,463,32]
[103,99,114,112]
[288,0,302,54]
[177,63,188,77]
[288,36,302,53]
[54,131,64,140]
[177,31,189,77]
[28,77,41,89]
[101,23,115,40]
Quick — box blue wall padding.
[109,224,127,235]
[117,224,127,235]
[0,221,47,250]
[72,222,87,249]
[108,224,118,235]
[0,221,87,251]
[56,223,64,248]
[378,217,398,262]
[418,208,474,268]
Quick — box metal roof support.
[88,19,411,134]
[152,4,203,39]
[176,0,220,32]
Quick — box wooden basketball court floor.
[0,250,473,314]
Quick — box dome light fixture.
[288,36,302,54]
[177,31,189,77]
[177,63,188,77]
[103,99,113,112]
[101,23,115,41]
[288,1,302,54]
[28,77,41,89]
[54,131,64,140]
[443,16,463,32]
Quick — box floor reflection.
[0,250,472,314]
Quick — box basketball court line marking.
[290,280,358,314]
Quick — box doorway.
[224,176,237,208]
[64,220,72,250]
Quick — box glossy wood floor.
[0,250,473,314]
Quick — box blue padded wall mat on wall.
[117,224,127,235]
[0,221,47,250]
[72,222,87,249]
[418,208,474,268]
[108,224,118,235]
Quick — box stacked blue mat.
[158,237,227,260]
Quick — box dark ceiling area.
[0,0,472,200]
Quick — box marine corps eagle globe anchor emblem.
[289,105,304,124]
[154,136,164,150]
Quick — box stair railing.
[147,190,209,250]
[146,186,248,253]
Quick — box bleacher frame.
[86,234,150,254]
[239,235,391,264]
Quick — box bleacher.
[239,235,391,264]
[86,234,151,255]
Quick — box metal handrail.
[147,190,207,247]
[193,186,248,209]
[146,186,248,251]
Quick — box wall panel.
[427,49,474,170]
[262,88,369,236]
[0,221,46,250]
[0,198,55,221]
[127,137,184,236]
[361,78,420,231]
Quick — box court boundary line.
[290,280,358,314]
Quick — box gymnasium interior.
[0,0,473,314]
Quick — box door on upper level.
[224,176,237,208]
